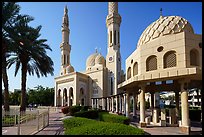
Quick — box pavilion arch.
[163,50,177,69]
[146,55,157,71]
[127,67,131,79]
[190,49,199,66]
[133,62,138,76]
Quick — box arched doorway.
[63,88,68,106]
[57,89,61,107]
[69,87,73,106]
[80,88,85,106]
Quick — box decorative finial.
[99,48,101,54]
[160,8,163,17]
[64,5,68,15]
[95,47,98,53]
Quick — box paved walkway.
[34,111,65,135]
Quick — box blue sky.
[4,2,202,92]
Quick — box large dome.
[137,16,194,46]
[86,52,106,69]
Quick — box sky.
[3,2,202,92]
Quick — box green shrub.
[80,106,91,111]
[99,112,130,125]
[64,120,144,135]
[3,115,18,126]
[69,105,81,116]
[63,117,97,130]
[74,109,99,119]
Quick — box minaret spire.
[60,5,74,75]
[106,2,122,96]
[108,2,118,14]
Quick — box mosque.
[54,2,202,134]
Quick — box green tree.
[9,90,21,105]
[27,85,54,106]
[2,2,33,111]
[2,2,20,111]
[7,19,54,111]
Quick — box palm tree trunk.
[20,62,27,112]
[2,42,10,112]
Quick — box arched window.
[110,31,112,44]
[146,55,157,71]
[163,51,176,68]
[190,49,199,66]
[133,62,138,76]
[127,67,131,79]
[80,88,84,95]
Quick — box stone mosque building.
[54,2,202,134]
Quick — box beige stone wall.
[85,68,108,99]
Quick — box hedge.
[99,112,130,125]
[63,117,97,130]
[63,117,144,135]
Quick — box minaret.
[106,2,122,95]
[60,5,74,75]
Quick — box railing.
[2,107,51,135]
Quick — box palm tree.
[7,18,54,111]
[2,2,21,111]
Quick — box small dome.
[138,16,194,46]
[66,65,74,73]
[86,53,98,67]
[86,52,106,70]
[95,54,105,66]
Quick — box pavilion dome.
[137,15,194,46]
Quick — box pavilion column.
[109,98,112,111]
[133,92,136,116]
[123,94,126,115]
[175,91,180,124]
[91,99,94,108]
[139,84,147,127]
[107,98,109,111]
[116,96,119,113]
[111,97,114,112]
[97,99,99,109]
[179,80,190,134]
[125,92,130,117]
[121,95,124,114]
[119,95,122,113]
[102,98,105,110]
